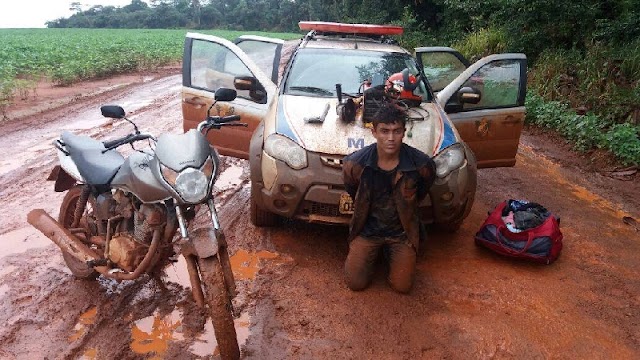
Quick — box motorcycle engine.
[108,233,148,272]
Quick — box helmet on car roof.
[385,68,422,106]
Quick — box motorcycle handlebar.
[217,114,241,123]
[197,114,244,132]
[102,133,153,152]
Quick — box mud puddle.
[0,227,50,258]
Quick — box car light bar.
[298,21,403,36]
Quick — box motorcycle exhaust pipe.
[26,209,106,270]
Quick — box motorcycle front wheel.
[197,256,240,360]
[58,185,98,279]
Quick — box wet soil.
[0,72,638,359]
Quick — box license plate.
[339,193,354,215]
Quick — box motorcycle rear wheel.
[197,256,240,360]
[58,185,98,279]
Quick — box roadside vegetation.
[2,0,638,165]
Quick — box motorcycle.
[27,88,244,360]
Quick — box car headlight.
[264,134,308,170]
[434,143,465,178]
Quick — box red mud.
[0,71,638,359]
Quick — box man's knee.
[345,273,370,291]
[388,276,413,293]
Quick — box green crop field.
[0,28,300,115]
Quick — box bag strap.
[496,225,535,254]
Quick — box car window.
[419,52,468,92]
[236,40,279,81]
[189,39,260,103]
[284,49,432,101]
[452,59,522,111]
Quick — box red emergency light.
[299,21,404,36]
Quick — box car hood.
[276,95,457,156]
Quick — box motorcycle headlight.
[201,156,215,179]
[434,143,465,178]
[161,164,178,185]
[264,134,308,170]
[175,167,209,203]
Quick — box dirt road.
[0,73,638,359]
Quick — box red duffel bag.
[475,200,563,264]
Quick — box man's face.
[372,121,405,157]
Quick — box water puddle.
[214,165,244,191]
[164,256,192,289]
[130,308,251,359]
[61,117,108,131]
[69,307,98,342]
[130,308,184,359]
[231,249,280,280]
[190,312,251,357]
[165,249,283,287]
[0,227,51,259]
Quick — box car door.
[182,33,281,159]
[417,49,527,168]
[234,35,284,84]
[415,47,470,93]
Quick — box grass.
[0,28,301,117]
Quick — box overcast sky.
[0,1,143,28]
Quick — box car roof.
[300,36,410,54]
[302,39,409,53]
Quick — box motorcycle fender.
[188,228,219,258]
[48,165,76,192]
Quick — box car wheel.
[250,182,280,227]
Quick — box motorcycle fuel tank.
[111,151,171,203]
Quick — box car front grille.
[310,201,341,217]
[320,155,344,169]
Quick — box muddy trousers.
[344,235,417,293]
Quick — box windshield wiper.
[288,86,333,96]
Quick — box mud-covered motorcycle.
[27,88,244,359]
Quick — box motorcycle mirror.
[101,105,125,119]
[214,88,237,102]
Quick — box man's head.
[371,101,406,157]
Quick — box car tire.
[250,183,280,227]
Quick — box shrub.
[526,93,640,165]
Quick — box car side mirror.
[214,88,237,102]
[101,105,125,119]
[458,86,481,104]
[234,76,267,103]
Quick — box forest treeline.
[48,0,639,59]
[47,0,640,164]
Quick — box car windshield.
[284,48,432,101]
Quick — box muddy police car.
[181,22,527,230]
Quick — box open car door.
[182,33,282,159]
[417,49,527,168]
[415,47,470,93]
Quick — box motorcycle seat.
[61,131,125,185]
